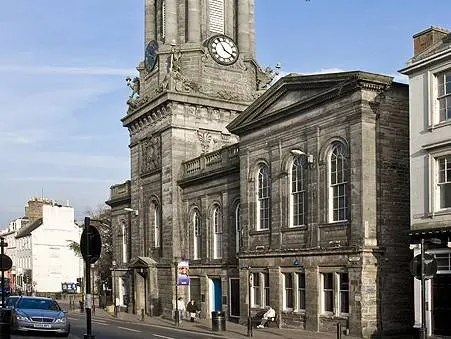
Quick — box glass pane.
[446,72,451,94]
[324,273,333,289]
[325,291,333,312]
[340,291,349,313]
[438,74,444,96]
[441,183,451,208]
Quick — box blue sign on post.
[177,260,190,286]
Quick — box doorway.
[433,274,451,335]
[208,278,222,313]
[229,278,240,318]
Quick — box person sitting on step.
[257,306,276,328]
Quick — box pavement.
[58,299,414,339]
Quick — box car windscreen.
[17,298,61,311]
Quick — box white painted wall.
[31,205,82,293]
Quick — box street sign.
[0,254,12,271]
[80,225,102,264]
[410,253,437,280]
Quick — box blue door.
[213,278,222,311]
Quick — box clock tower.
[120,0,273,315]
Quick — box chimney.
[413,26,449,57]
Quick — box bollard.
[141,309,144,321]
[79,300,85,313]
[336,323,342,339]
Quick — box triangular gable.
[227,72,364,136]
[128,256,158,268]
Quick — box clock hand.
[219,42,232,57]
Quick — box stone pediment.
[227,71,392,136]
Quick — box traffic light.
[76,277,83,286]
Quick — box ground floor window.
[282,271,306,312]
[321,271,349,316]
[251,271,270,307]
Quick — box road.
[12,313,220,339]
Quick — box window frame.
[235,203,241,254]
[256,164,270,231]
[193,209,202,260]
[289,156,307,227]
[121,221,127,264]
[436,70,451,123]
[212,205,223,259]
[152,202,161,248]
[428,148,451,214]
[320,271,349,317]
[328,142,348,223]
[251,272,261,307]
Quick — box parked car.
[4,295,20,308]
[10,296,70,337]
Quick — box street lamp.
[248,268,253,337]
[112,260,117,318]
[418,237,441,339]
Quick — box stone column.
[145,0,156,46]
[248,0,255,59]
[165,0,178,44]
[187,0,201,42]
[237,0,250,57]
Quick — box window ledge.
[281,225,307,233]
[428,119,451,131]
[319,221,349,228]
[319,314,349,320]
[249,229,270,236]
[431,209,451,216]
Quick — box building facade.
[0,217,28,291]
[107,1,413,337]
[14,198,82,293]
[400,26,451,337]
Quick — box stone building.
[400,26,451,337]
[106,0,413,336]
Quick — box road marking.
[118,326,142,333]
[152,334,175,339]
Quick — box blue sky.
[0,0,450,228]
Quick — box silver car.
[11,296,70,337]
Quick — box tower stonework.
[119,0,271,316]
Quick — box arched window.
[329,142,348,222]
[290,157,306,227]
[235,204,241,254]
[193,209,201,260]
[121,221,127,263]
[212,205,223,259]
[152,202,161,248]
[256,164,270,230]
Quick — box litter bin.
[211,311,226,332]
[0,308,12,339]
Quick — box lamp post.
[124,208,137,314]
[174,260,180,327]
[112,260,117,318]
[248,267,253,337]
[420,238,426,339]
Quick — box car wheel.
[60,332,70,337]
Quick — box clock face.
[144,40,158,72]
[208,34,239,66]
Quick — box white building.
[400,26,451,337]
[1,217,28,290]
[15,198,82,293]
